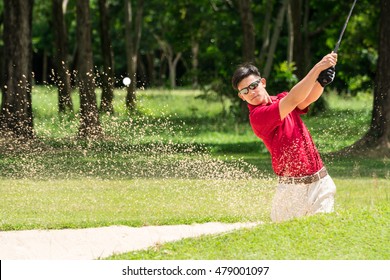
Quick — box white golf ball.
[123,77,131,86]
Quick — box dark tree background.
[0,0,34,138]
[52,0,73,114]
[0,0,387,153]
[76,0,102,138]
[98,0,115,114]
[348,0,390,152]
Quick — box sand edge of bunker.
[0,221,262,260]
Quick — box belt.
[278,167,328,185]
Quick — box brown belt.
[278,167,328,185]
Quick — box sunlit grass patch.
[107,178,390,260]
[0,178,274,231]
[108,206,389,260]
[28,86,374,155]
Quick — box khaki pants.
[271,175,336,222]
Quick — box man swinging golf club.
[232,53,337,222]
[231,0,357,223]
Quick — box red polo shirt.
[248,92,323,177]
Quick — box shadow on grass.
[224,152,390,179]
[1,134,388,180]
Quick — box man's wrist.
[316,80,325,88]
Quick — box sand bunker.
[0,222,260,259]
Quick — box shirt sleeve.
[249,101,282,137]
[294,106,309,115]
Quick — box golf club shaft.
[333,0,358,53]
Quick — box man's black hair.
[231,63,261,90]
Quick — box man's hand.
[317,66,336,87]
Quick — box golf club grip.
[318,66,335,87]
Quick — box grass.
[0,178,274,231]
[1,86,389,259]
[108,209,389,260]
[107,178,390,260]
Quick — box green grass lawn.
[108,207,389,260]
[1,86,389,259]
[0,178,274,231]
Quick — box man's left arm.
[297,82,324,110]
[297,63,337,110]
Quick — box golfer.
[232,52,337,222]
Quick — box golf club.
[318,0,358,85]
[333,0,358,53]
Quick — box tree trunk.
[237,0,256,121]
[290,0,305,79]
[154,35,181,89]
[346,0,390,154]
[98,0,115,115]
[124,0,144,112]
[42,49,48,83]
[0,0,35,139]
[169,52,182,88]
[286,2,293,64]
[258,0,274,67]
[369,0,390,148]
[146,52,155,86]
[302,0,310,72]
[237,0,255,62]
[52,0,73,114]
[76,0,102,138]
[191,40,199,88]
[263,0,289,79]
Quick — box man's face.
[237,75,270,106]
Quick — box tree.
[98,0,115,114]
[258,0,274,67]
[76,0,102,138]
[0,0,35,138]
[179,0,213,88]
[236,0,256,119]
[154,35,182,89]
[143,0,186,89]
[0,0,379,118]
[52,0,73,114]
[263,0,289,79]
[347,0,390,154]
[124,0,144,111]
[237,0,255,62]
[289,0,304,78]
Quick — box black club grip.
[317,66,336,87]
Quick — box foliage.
[0,0,380,94]
[270,61,298,92]
[307,0,379,94]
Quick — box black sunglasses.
[238,79,261,95]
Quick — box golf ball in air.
[123,77,131,86]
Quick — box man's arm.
[297,82,324,110]
[278,53,337,120]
